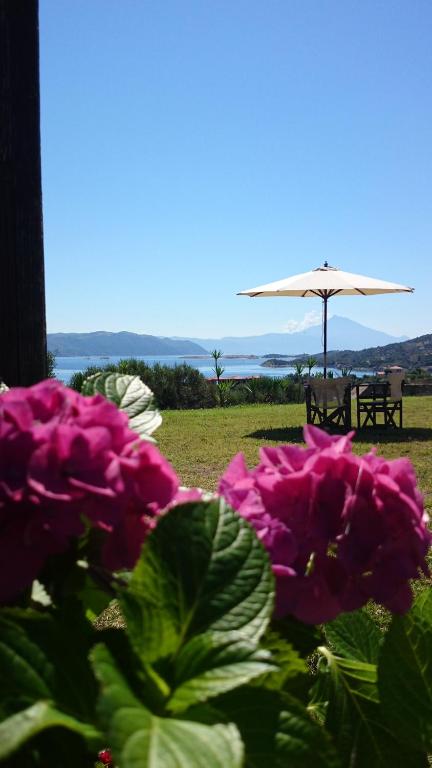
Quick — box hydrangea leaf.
[317,647,378,763]
[78,574,114,621]
[167,632,275,713]
[81,372,162,439]
[378,590,432,752]
[0,612,100,761]
[0,701,100,760]
[118,499,275,709]
[277,692,342,768]
[316,645,428,767]
[215,686,341,768]
[255,629,308,693]
[120,499,274,663]
[325,610,383,664]
[92,643,244,768]
[0,615,54,707]
[2,607,97,722]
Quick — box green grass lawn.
[157,396,432,515]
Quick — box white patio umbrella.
[238,262,413,377]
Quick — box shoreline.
[182,354,260,360]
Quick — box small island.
[262,353,295,359]
[182,354,259,360]
[261,358,292,368]
[223,354,259,359]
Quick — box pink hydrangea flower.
[0,380,178,602]
[218,425,431,623]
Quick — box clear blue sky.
[40,0,431,340]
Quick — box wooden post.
[0,0,47,386]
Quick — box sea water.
[54,355,372,385]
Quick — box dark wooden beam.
[0,0,47,386]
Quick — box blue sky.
[40,1,431,340]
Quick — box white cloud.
[282,310,324,334]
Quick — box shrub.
[243,376,298,405]
[279,375,298,402]
[68,359,308,409]
[175,363,217,408]
[68,365,109,392]
[46,350,56,378]
[258,376,284,403]
[69,359,216,410]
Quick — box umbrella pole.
[323,295,328,378]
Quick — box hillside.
[179,316,407,356]
[47,332,207,357]
[292,333,432,370]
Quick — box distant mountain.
[178,316,408,356]
[47,332,207,357]
[47,319,410,359]
[291,333,432,371]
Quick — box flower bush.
[0,375,431,768]
[0,379,178,602]
[219,425,430,623]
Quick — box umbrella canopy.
[238,262,413,376]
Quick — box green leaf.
[82,372,162,440]
[318,646,379,764]
[277,692,342,768]
[118,499,275,711]
[0,614,54,709]
[120,498,274,663]
[216,687,341,768]
[320,645,378,702]
[0,609,101,763]
[95,626,173,717]
[92,643,244,768]
[378,590,432,752]
[256,629,308,692]
[78,574,114,621]
[0,701,100,760]
[325,610,382,664]
[168,632,275,713]
[316,645,427,767]
[3,605,97,722]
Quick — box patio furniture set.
[238,261,412,433]
[304,372,405,431]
